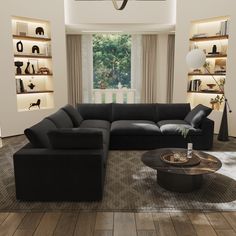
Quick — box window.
[93,34,131,89]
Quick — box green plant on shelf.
[219,78,225,86]
[210,94,224,110]
[203,61,211,73]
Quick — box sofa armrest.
[199,118,214,134]
[48,128,103,149]
[13,147,105,201]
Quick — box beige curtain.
[166,35,175,103]
[66,35,83,106]
[141,35,158,103]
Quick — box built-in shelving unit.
[12,16,54,112]
[187,16,229,112]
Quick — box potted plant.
[179,127,193,158]
[203,61,211,74]
[219,78,225,92]
[210,95,224,110]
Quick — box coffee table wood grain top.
[142,148,222,176]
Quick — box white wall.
[174,0,236,136]
[64,0,176,25]
[0,0,68,137]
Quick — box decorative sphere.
[186,49,206,69]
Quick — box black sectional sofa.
[13,103,213,201]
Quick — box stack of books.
[188,79,201,92]
[219,20,229,35]
[16,79,25,93]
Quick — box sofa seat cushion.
[24,118,57,148]
[157,120,201,135]
[80,120,111,130]
[46,109,74,128]
[61,104,83,127]
[111,120,161,136]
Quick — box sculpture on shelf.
[28,82,35,90]
[16,41,23,52]
[14,61,23,75]
[25,62,30,74]
[38,67,50,75]
[32,45,40,54]
[32,65,35,74]
[209,45,219,55]
[29,99,41,110]
[35,27,44,35]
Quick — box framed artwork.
[16,22,28,36]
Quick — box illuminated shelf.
[206,54,227,58]
[189,35,228,42]
[188,73,226,76]
[15,73,53,77]
[17,90,53,94]
[188,91,224,95]
[14,54,52,59]
[13,35,51,42]
[18,107,54,112]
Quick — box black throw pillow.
[61,104,83,127]
[184,104,212,128]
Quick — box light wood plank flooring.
[0,212,236,236]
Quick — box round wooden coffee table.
[141,148,222,193]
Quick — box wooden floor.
[0,212,236,236]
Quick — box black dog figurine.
[29,99,41,110]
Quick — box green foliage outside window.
[93,34,131,89]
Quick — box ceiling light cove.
[74,0,166,11]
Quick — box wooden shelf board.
[188,73,226,76]
[206,54,227,58]
[187,91,224,94]
[17,90,54,94]
[13,35,51,42]
[189,35,229,42]
[15,74,53,77]
[18,106,54,112]
[14,54,52,59]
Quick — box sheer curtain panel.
[66,35,83,106]
[141,35,158,103]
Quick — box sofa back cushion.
[112,104,157,122]
[156,103,191,121]
[61,104,83,127]
[46,109,74,128]
[48,128,103,149]
[184,104,212,128]
[24,118,57,148]
[77,103,112,121]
